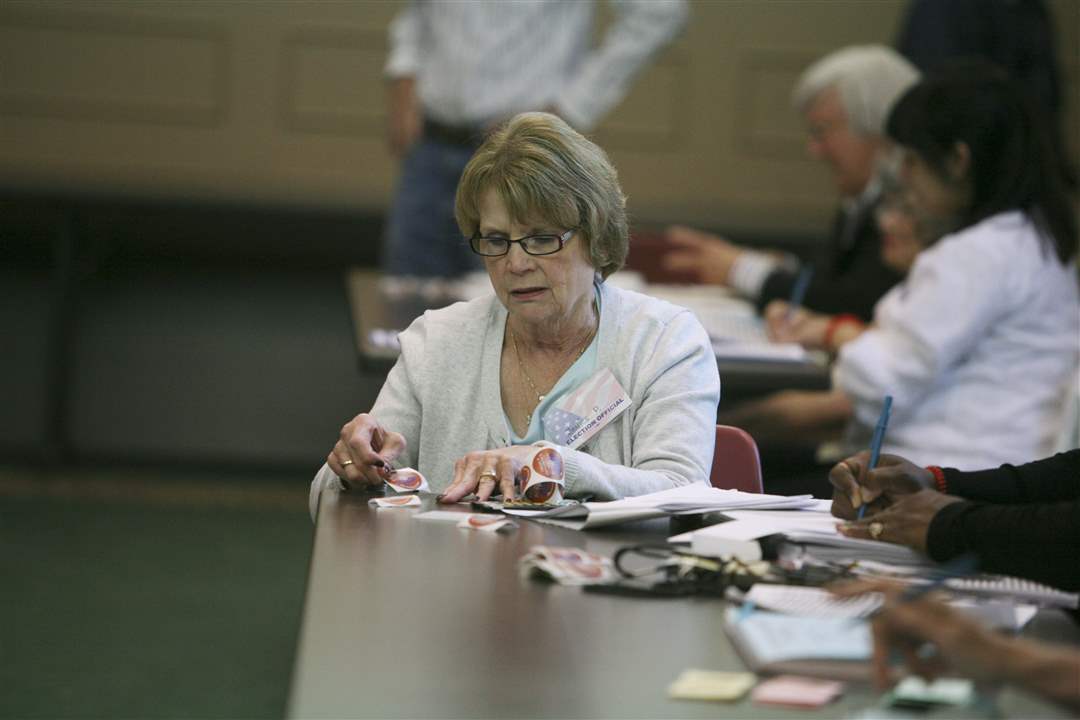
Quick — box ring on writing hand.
[478,471,498,484]
[341,459,355,467]
[868,522,884,540]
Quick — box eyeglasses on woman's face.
[468,228,577,257]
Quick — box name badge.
[543,367,632,449]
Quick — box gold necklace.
[509,321,595,427]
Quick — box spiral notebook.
[942,576,1079,609]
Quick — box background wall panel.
[1,0,1076,236]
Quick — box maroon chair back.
[709,425,763,494]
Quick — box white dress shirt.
[385,0,688,130]
[833,211,1080,470]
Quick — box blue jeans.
[382,137,482,278]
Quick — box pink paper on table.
[751,675,844,708]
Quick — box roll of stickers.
[515,443,566,504]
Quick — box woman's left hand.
[438,446,538,503]
[837,489,963,554]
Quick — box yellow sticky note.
[667,669,757,702]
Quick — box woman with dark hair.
[885,60,1076,262]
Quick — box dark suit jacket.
[756,197,902,321]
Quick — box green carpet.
[0,476,313,719]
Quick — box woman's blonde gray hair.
[455,112,628,279]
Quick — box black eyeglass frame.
[468,228,577,257]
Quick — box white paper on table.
[504,484,819,530]
[951,600,1038,630]
[414,510,481,523]
[739,585,1037,631]
[670,508,929,567]
[744,584,884,619]
[711,341,808,362]
[728,509,927,566]
[669,518,771,561]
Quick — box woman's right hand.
[327,413,407,490]
[829,451,935,519]
[763,300,831,349]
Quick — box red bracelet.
[926,465,947,493]
[824,313,863,352]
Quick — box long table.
[343,269,831,404]
[286,489,1075,719]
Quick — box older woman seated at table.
[310,112,720,516]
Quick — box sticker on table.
[519,545,616,585]
[369,495,422,508]
[457,515,516,533]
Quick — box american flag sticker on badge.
[542,367,631,449]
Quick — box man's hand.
[661,225,744,286]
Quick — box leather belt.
[423,117,484,148]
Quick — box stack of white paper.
[644,285,809,362]
[739,584,1038,631]
[502,484,819,530]
[669,508,929,566]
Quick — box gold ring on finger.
[478,471,498,484]
[341,459,355,467]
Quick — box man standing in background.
[382,0,688,279]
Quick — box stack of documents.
[502,484,818,530]
[738,584,1039,631]
[669,508,929,566]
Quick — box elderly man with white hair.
[663,45,919,321]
